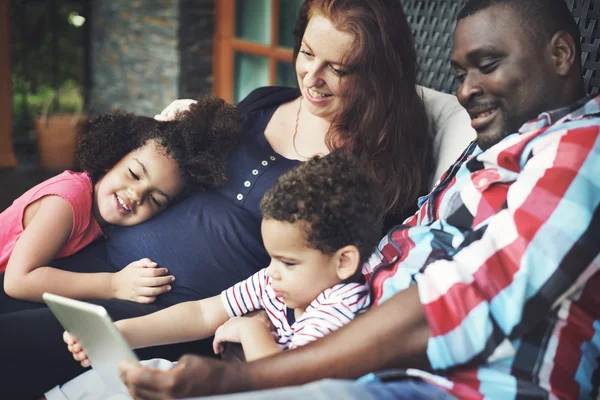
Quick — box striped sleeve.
[415,120,600,370]
[289,282,370,349]
[220,268,267,317]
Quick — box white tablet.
[43,292,139,392]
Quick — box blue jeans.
[200,378,456,399]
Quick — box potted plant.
[34,83,87,171]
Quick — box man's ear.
[334,245,361,281]
[549,30,578,76]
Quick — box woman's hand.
[63,331,90,368]
[154,99,197,121]
[111,258,174,303]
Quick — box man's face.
[451,5,556,150]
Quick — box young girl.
[57,154,384,398]
[0,96,240,305]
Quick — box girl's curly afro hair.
[260,153,385,265]
[76,95,241,194]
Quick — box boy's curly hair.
[260,153,384,265]
[76,95,241,194]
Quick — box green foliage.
[10,0,86,141]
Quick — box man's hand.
[111,258,174,303]
[119,355,232,399]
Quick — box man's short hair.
[458,0,581,60]
[260,153,384,265]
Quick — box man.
[118,0,599,398]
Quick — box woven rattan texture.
[567,0,600,94]
[404,0,600,95]
[401,0,468,94]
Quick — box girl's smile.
[93,140,185,227]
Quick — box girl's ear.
[334,245,361,281]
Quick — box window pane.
[235,0,271,45]
[278,0,304,48]
[234,52,269,103]
[276,61,297,88]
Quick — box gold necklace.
[292,97,312,160]
[292,97,327,160]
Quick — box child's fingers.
[212,338,223,355]
[136,283,172,296]
[68,342,83,354]
[138,268,171,278]
[63,331,74,345]
[72,349,89,365]
[130,258,158,268]
[139,275,174,288]
[132,295,157,304]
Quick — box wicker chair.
[221,0,600,363]
[401,0,600,95]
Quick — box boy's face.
[261,218,342,312]
[93,140,185,227]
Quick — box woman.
[0,0,433,397]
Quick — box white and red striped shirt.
[221,268,370,350]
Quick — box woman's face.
[296,14,354,121]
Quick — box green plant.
[11,79,84,141]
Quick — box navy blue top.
[108,87,301,306]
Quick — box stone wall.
[90,0,214,116]
[178,0,214,99]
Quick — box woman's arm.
[3,196,115,301]
[116,295,230,350]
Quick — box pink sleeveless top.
[0,171,105,272]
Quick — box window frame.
[213,0,295,103]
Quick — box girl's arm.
[117,295,230,350]
[4,196,116,301]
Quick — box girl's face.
[262,218,342,313]
[296,14,354,122]
[93,140,185,227]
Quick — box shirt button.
[237,194,243,200]
[252,169,259,175]
[244,181,251,187]
[261,161,268,166]
[270,156,276,161]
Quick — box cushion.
[419,85,475,188]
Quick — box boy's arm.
[4,196,115,301]
[238,320,281,361]
[117,295,230,349]
[213,317,281,362]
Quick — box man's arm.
[119,285,430,398]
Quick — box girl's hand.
[212,317,276,355]
[154,99,197,121]
[63,331,90,368]
[111,258,174,303]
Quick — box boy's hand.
[63,331,91,368]
[212,317,277,355]
[154,99,197,121]
[111,258,174,303]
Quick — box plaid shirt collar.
[518,94,596,133]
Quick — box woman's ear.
[334,245,361,281]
